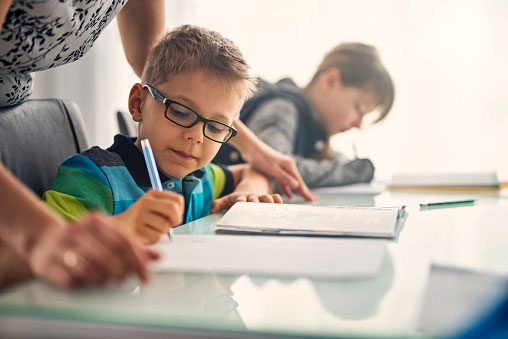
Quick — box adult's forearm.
[0,163,65,260]
[117,0,166,77]
[0,0,13,33]
[0,241,32,288]
[229,120,264,163]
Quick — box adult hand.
[230,120,317,202]
[249,143,318,202]
[112,190,185,244]
[28,213,160,288]
[210,192,283,214]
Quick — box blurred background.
[32,0,508,181]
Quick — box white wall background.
[32,0,508,181]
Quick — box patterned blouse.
[0,0,127,107]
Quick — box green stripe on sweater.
[45,166,114,218]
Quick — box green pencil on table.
[419,199,476,207]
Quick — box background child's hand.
[210,192,283,214]
[112,190,184,244]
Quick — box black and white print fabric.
[0,0,127,107]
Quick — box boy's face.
[317,71,379,135]
[129,70,243,178]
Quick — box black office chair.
[0,99,89,197]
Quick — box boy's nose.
[183,123,204,144]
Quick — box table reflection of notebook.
[151,234,387,279]
[215,202,405,238]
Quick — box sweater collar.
[107,134,173,187]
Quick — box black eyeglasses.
[142,84,238,143]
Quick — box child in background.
[43,25,282,244]
[213,42,394,189]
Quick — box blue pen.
[141,139,172,240]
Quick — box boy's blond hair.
[142,25,256,100]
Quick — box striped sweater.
[43,134,234,224]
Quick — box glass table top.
[1,190,508,338]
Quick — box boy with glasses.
[43,25,282,244]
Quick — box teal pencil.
[419,199,476,207]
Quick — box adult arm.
[247,98,374,188]
[0,163,158,288]
[0,241,32,288]
[116,0,166,77]
[0,0,13,31]
[230,119,316,201]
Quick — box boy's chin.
[161,167,197,179]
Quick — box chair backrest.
[0,99,89,197]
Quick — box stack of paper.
[151,234,387,279]
[215,202,405,238]
[390,172,499,188]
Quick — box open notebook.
[215,202,405,238]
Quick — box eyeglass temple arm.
[143,84,166,103]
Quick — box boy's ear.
[320,68,342,90]
[128,83,145,122]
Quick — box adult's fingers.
[273,166,299,189]
[278,182,294,201]
[64,247,103,285]
[280,160,317,202]
[86,215,151,283]
[43,264,73,288]
[294,182,318,202]
[75,228,126,282]
[66,253,99,286]
[144,247,161,260]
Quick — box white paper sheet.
[151,235,387,280]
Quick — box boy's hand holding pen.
[110,139,184,244]
[141,139,182,242]
[112,190,184,244]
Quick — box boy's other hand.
[210,193,283,214]
[28,213,159,288]
[112,190,184,244]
